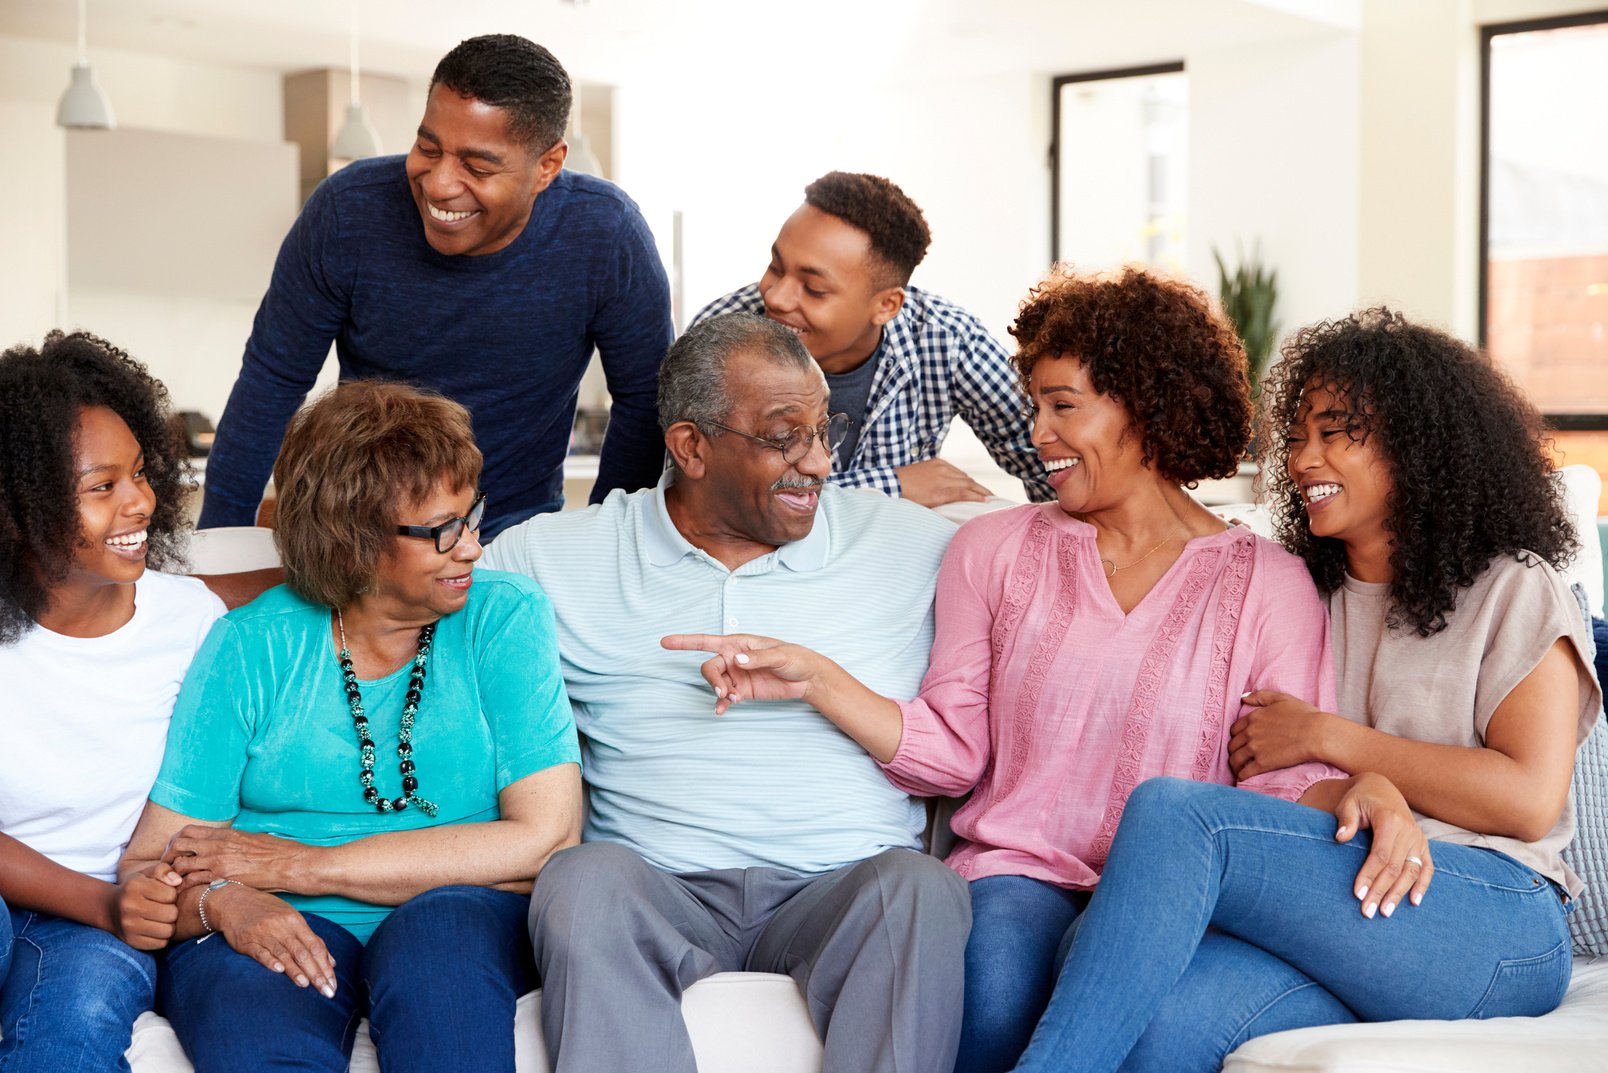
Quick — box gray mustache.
[771,478,824,493]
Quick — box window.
[1051,63,1187,270]
[1482,12,1608,430]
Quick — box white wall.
[613,66,1050,347]
[0,33,285,414]
[1187,28,1362,342]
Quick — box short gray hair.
[656,313,817,433]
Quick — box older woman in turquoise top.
[122,381,581,1073]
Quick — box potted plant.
[1213,243,1279,404]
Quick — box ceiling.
[0,0,1360,87]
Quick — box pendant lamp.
[57,0,115,130]
[330,1,381,161]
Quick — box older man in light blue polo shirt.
[481,312,968,1073]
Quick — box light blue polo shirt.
[482,473,956,874]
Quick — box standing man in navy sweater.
[199,34,672,540]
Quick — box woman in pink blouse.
[666,267,1345,1073]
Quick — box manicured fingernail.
[728,693,738,702]
[272,962,285,973]
[1336,826,1350,838]
[735,653,750,665]
[1363,901,1377,919]
[1241,691,1252,699]
[1355,884,1368,900]
[1381,900,1396,918]
[322,985,336,999]
[1410,891,1422,906]
[296,974,310,987]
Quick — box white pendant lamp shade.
[330,2,381,162]
[57,62,115,129]
[58,0,114,130]
[331,102,382,160]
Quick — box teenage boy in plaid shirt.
[693,172,1052,508]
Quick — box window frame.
[1049,61,1185,265]
[1479,9,1608,431]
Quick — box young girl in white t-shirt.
[0,331,225,1071]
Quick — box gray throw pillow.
[1562,585,1608,956]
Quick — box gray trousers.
[528,841,971,1073]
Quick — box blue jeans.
[955,875,1087,1073]
[1014,778,1574,1073]
[1,902,157,1073]
[159,885,535,1073]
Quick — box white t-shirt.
[0,570,225,882]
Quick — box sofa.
[117,467,1608,1071]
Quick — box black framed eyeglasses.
[705,413,851,465]
[396,493,486,553]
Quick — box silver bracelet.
[197,878,236,934]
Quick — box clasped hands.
[159,825,311,892]
[158,825,338,998]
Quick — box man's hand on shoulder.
[895,458,993,507]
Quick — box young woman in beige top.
[1003,309,1599,1073]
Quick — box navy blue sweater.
[198,157,672,540]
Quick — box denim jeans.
[954,875,1087,1073]
[1014,778,1574,1073]
[159,885,534,1073]
[1,901,157,1073]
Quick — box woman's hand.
[1332,773,1434,919]
[105,862,183,950]
[660,633,837,715]
[1230,691,1344,778]
[206,882,337,998]
[162,825,319,894]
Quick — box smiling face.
[371,480,482,620]
[1028,354,1149,515]
[67,405,156,591]
[758,205,904,375]
[1286,382,1396,576]
[697,350,833,550]
[405,85,565,258]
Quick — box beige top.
[1330,552,1602,899]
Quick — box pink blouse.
[882,503,1344,889]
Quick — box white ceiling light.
[329,0,381,161]
[57,0,115,130]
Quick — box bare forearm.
[1320,721,1554,839]
[1,835,114,930]
[805,662,906,764]
[296,819,579,904]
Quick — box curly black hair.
[804,171,932,288]
[1259,308,1575,636]
[0,331,190,645]
[431,34,571,152]
[1009,265,1252,484]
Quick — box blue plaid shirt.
[693,284,1052,501]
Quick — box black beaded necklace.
[336,609,439,817]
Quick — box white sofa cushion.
[1223,955,1608,1073]
[124,958,1608,1073]
[126,970,824,1073]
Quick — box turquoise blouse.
[151,570,579,941]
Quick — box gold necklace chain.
[1100,534,1180,578]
